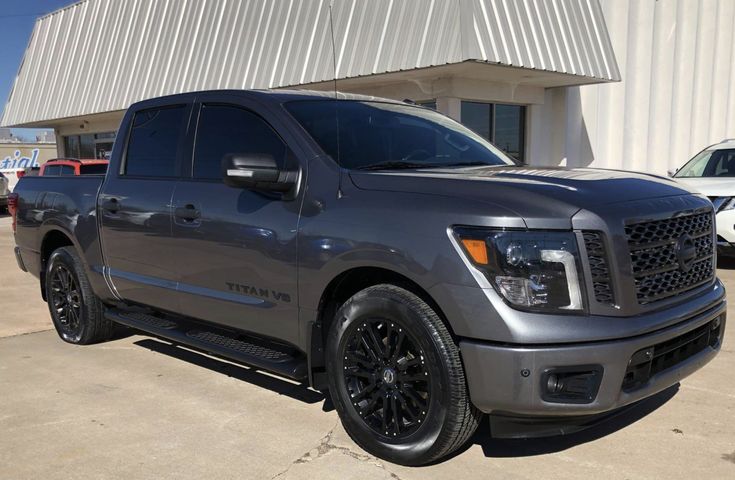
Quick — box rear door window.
[192,104,286,180]
[125,105,187,178]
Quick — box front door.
[99,102,192,313]
[170,98,303,345]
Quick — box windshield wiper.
[356,161,433,171]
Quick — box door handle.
[102,198,120,213]
[175,204,200,221]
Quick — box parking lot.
[1,214,733,480]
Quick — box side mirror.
[667,168,679,177]
[222,153,297,192]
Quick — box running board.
[105,309,308,381]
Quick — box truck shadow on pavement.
[468,384,679,458]
[133,338,325,405]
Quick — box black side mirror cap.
[222,153,297,193]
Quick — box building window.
[460,101,526,162]
[63,131,117,159]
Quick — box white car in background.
[674,138,735,256]
[0,172,9,213]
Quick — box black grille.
[624,211,715,305]
[622,318,722,391]
[583,231,615,305]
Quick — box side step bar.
[106,309,308,381]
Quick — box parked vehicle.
[673,139,735,256]
[39,158,109,176]
[17,166,40,179]
[11,90,726,465]
[0,172,9,213]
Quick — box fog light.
[546,373,562,394]
[710,316,723,347]
[541,366,603,404]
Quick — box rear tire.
[326,284,481,465]
[45,246,113,344]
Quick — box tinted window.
[80,135,95,158]
[461,101,526,162]
[64,135,80,158]
[494,104,524,161]
[286,100,513,170]
[193,104,286,180]
[461,102,491,140]
[59,165,76,176]
[125,106,186,177]
[80,163,108,175]
[43,165,61,176]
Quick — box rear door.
[169,95,303,344]
[99,100,193,312]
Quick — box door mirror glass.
[222,153,296,192]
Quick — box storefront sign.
[1,148,40,172]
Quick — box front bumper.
[460,299,726,416]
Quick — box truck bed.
[13,175,105,282]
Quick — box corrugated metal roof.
[1,0,619,127]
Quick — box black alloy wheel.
[45,246,113,345]
[342,318,431,439]
[49,263,83,341]
[326,284,481,466]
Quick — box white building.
[1,0,733,175]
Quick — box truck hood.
[672,176,735,197]
[349,166,698,229]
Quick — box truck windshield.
[285,100,515,170]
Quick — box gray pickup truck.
[11,90,726,465]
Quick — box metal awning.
[1,0,619,127]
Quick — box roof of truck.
[129,89,405,110]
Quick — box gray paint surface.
[1,0,620,127]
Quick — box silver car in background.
[0,172,9,213]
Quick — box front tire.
[45,246,113,344]
[326,284,481,465]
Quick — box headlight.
[454,228,585,313]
